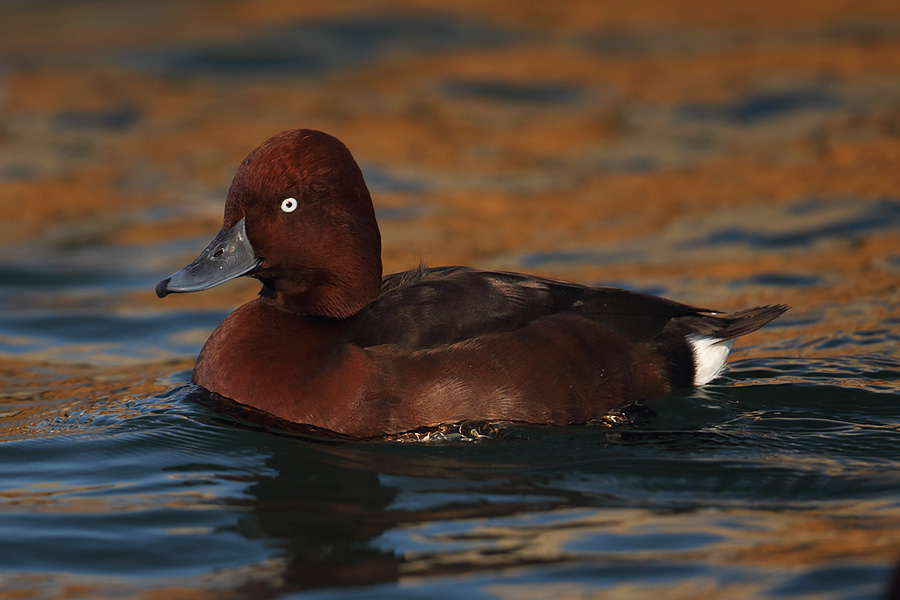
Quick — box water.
[2,2,900,598]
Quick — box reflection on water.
[2,1,900,598]
[3,373,899,598]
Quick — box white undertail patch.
[687,334,735,386]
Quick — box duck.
[156,129,787,438]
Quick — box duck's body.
[158,129,787,438]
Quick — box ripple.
[682,198,900,250]
[441,80,583,105]
[116,14,528,79]
[679,88,839,124]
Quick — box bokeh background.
[1,1,900,599]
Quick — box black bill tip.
[155,277,172,298]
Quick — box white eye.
[281,197,298,213]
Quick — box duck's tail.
[655,304,789,388]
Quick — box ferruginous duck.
[156,129,787,438]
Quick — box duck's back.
[350,266,706,348]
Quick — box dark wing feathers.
[349,266,716,349]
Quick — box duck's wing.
[348,266,713,349]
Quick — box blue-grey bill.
[155,217,260,298]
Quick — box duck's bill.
[156,217,261,298]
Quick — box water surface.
[2,2,900,599]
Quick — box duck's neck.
[258,263,382,318]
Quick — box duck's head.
[156,129,383,318]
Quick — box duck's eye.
[280,197,298,213]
